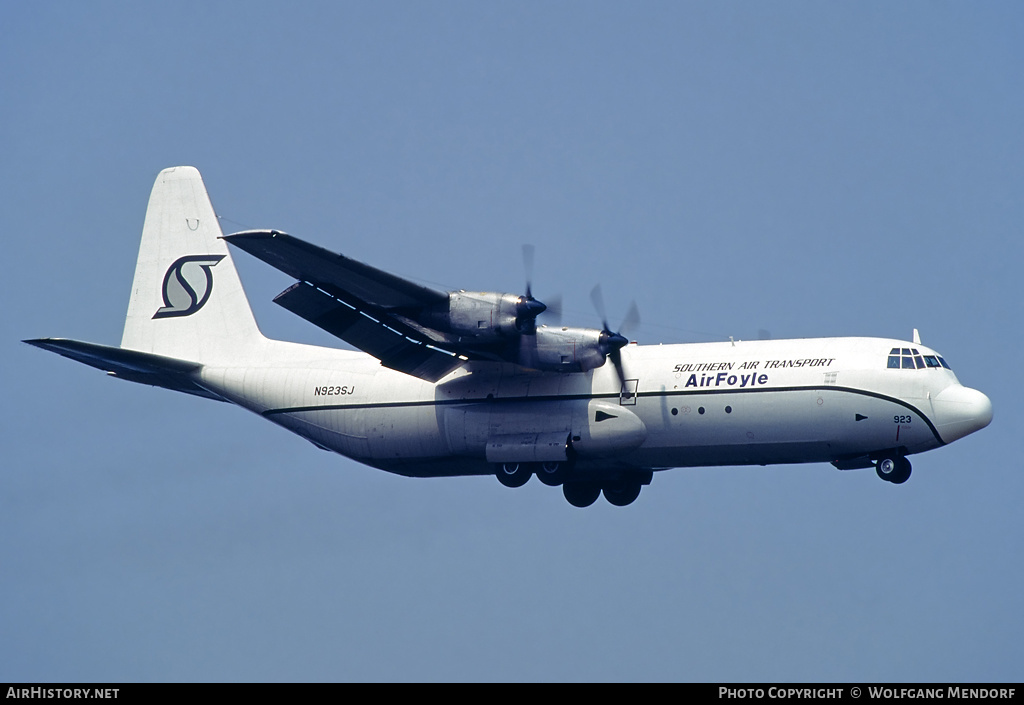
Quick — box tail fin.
[121,166,264,362]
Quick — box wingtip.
[223,229,289,242]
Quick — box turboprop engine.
[418,244,551,342]
[420,290,546,340]
[518,285,640,381]
[411,251,639,382]
[418,291,621,374]
[522,325,622,373]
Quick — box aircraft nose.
[932,385,993,444]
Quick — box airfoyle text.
[684,372,768,389]
[673,358,835,390]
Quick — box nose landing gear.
[876,455,912,484]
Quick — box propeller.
[539,294,563,326]
[590,284,641,389]
[522,244,536,299]
[516,244,562,331]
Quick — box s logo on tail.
[153,255,226,319]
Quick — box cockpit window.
[888,348,953,372]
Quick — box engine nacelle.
[521,326,609,373]
[420,291,523,340]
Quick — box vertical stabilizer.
[121,166,264,362]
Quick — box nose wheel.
[876,456,912,484]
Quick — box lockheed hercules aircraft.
[26,167,993,507]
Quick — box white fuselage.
[28,167,994,506]
[196,335,992,478]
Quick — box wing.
[225,230,482,381]
[272,281,469,382]
[225,230,447,310]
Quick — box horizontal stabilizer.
[273,283,464,382]
[23,338,224,401]
[225,230,447,310]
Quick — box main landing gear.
[493,462,646,507]
[876,455,912,484]
[495,462,532,488]
[535,460,570,487]
[495,461,571,490]
[560,478,643,508]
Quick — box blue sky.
[3,1,1022,682]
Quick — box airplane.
[25,166,993,507]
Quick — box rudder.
[121,166,264,362]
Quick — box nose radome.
[932,385,993,444]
